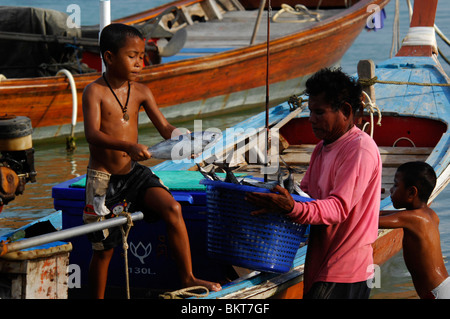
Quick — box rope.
[438,47,450,66]
[359,76,450,87]
[119,210,134,299]
[272,4,320,23]
[159,286,210,299]
[287,93,307,111]
[361,91,382,138]
[393,137,416,147]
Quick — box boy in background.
[380,161,449,299]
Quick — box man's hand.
[246,185,295,216]
[128,143,151,161]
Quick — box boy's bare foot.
[184,277,222,292]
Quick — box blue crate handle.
[200,179,314,203]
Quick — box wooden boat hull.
[0,0,388,140]
[242,0,357,10]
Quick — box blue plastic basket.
[201,179,312,273]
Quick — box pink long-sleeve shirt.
[287,125,381,294]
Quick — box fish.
[196,163,221,181]
[148,131,222,160]
[277,157,294,193]
[279,156,304,194]
[279,160,311,197]
[214,161,240,184]
[208,166,222,181]
[197,163,213,180]
[241,178,278,190]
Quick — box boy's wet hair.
[397,161,436,202]
[305,67,363,114]
[100,23,144,62]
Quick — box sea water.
[0,0,449,299]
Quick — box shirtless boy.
[379,161,449,299]
[82,23,220,298]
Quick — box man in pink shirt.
[247,68,382,299]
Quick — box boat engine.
[0,115,36,212]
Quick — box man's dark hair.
[305,67,363,114]
[100,23,144,61]
[397,161,436,202]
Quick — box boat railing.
[56,69,78,152]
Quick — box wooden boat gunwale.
[0,0,388,141]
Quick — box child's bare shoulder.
[83,77,108,104]
[84,77,105,95]
[132,81,151,93]
[131,81,155,103]
[407,207,439,229]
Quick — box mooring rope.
[272,4,320,23]
[120,211,134,299]
[361,91,382,138]
[159,286,210,299]
[359,76,450,87]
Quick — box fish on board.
[198,155,309,196]
[214,161,240,184]
[241,178,278,190]
[278,157,310,198]
[196,163,221,181]
[148,131,222,160]
[278,156,295,193]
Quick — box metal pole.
[99,0,111,73]
[0,212,144,256]
[264,0,271,182]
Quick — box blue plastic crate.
[201,179,312,273]
[52,174,233,290]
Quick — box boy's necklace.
[103,73,130,121]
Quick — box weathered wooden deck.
[182,8,343,49]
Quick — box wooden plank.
[378,146,433,155]
[184,9,344,48]
[380,153,429,166]
[285,145,433,155]
[282,144,316,153]
[279,145,431,181]
[278,152,311,165]
[200,0,223,20]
